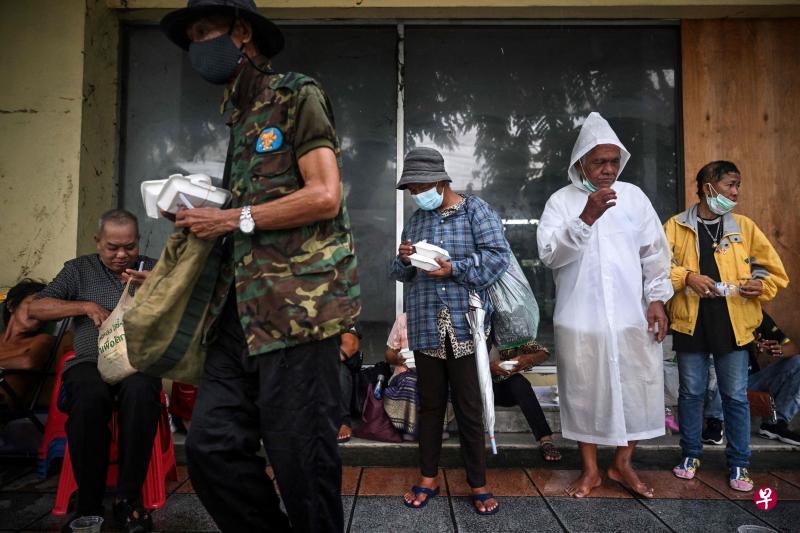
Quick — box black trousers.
[415,339,487,488]
[62,363,162,514]
[493,374,552,440]
[185,294,344,533]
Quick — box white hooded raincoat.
[537,113,673,446]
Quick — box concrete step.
[463,406,799,435]
[167,369,800,468]
[171,429,799,471]
[476,405,561,433]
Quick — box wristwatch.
[239,205,255,234]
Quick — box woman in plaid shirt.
[391,147,510,516]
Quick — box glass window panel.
[404,26,680,360]
[121,26,397,361]
[274,27,398,360]
[121,27,229,255]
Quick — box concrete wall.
[0,0,120,286]
[76,0,120,256]
[0,0,86,284]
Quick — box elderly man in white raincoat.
[537,112,673,498]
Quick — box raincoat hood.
[567,112,631,189]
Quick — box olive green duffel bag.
[124,230,222,385]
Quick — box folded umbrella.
[466,292,497,455]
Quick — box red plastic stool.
[38,351,75,478]
[52,390,177,515]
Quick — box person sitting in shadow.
[337,325,363,443]
[0,280,53,409]
[28,209,159,533]
[491,340,561,462]
[382,313,454,441]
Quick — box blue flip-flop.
[472,492,499,515]
[403,485,440,508]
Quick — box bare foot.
[471,486,499,514]
[337,424,352,443]
[607,464,654,498]
[403,477,438,507]
[565,470,602,498]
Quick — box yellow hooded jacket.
[664,204,789,347]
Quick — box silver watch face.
[240,217,255,234]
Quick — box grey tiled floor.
[2,464,798,532]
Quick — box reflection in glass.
[405,26,680,359]
[121,26,397,360]
[121,28,229,256]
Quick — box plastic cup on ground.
[70,516,104,533]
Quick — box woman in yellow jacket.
[664,160,788,492]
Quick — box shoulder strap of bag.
[462,195,488,269]
[221,131,235,191]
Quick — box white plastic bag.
[487,255,540,350]
[97,280,137,384]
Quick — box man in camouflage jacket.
[161,2,360,531]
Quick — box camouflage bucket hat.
[161,0,284,58]
[396,147,452,190]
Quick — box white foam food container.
[399,348,414,359]
[155,174,231,216]
[140,178,169,219]
[400,349,416,368]
[409,253,442,272]
[413,240,450,260]
[499,360,519,371]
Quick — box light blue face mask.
[412,184,444,210]
[705,183,737,215]
[582,178,598,193]
[578,160,599,193]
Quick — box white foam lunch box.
[400,349,417,368]
[140,173,231,219]
[409,253,441,272]
[413,240,450,261]
[499,360,519,371]
[399,348,415,368]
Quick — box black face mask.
[188,32,244,85]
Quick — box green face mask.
[705,183,737,215]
